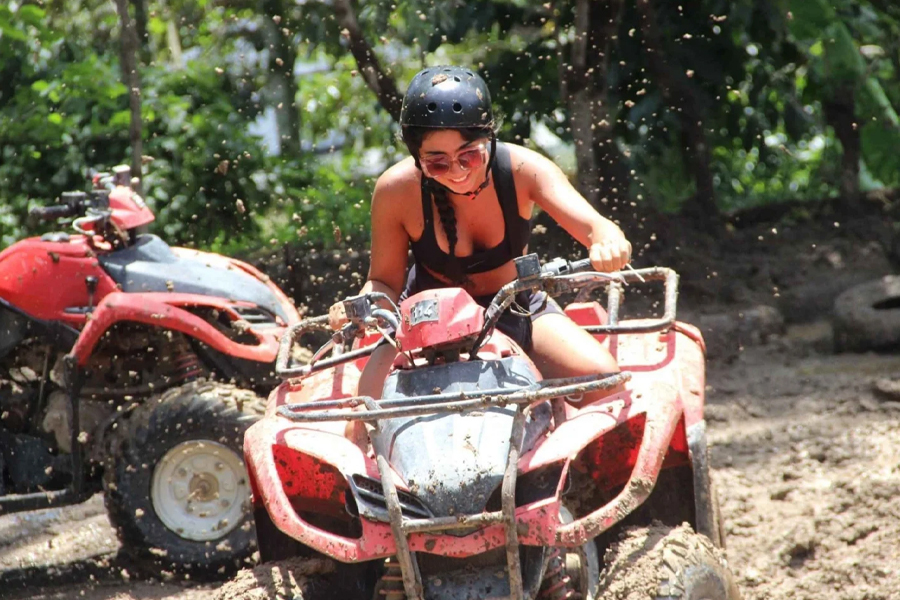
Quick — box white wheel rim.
[151,440,249,541]
[560,506,601,600]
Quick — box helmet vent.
[452,102,463,113]
[453,76,461,82]
[427,102,438,112]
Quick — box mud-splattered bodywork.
[245,289,709,575]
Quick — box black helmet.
[400,66,493,130]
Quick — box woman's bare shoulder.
[374,156,421,201]
[505,142,558,175]
[371,157,422,235]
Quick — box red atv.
[0,166,301,574]
[218,254,741,599]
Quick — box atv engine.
[0,340,47,433]
[0,324,206,480]
[78,324,206,396]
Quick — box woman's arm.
[513,145,631,271]
[364,172,412,302]
[329,170,412,329]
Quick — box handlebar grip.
[568,258,593,273]
[540,256,595,277]
[29,204,77,222]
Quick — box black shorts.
[399,264,563,352]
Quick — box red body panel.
[108,185,155,230]
[0,232,299,364]
[246,296,709,562]
[397,288,485,352]
[247,376,684,559]
[0,225,300,346]
[0,235,117,327]
[70,292,285,366]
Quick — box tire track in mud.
[707,344,900,600]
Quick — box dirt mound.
[214,558,335,600]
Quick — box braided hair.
[403,126,491,284]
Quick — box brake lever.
[623,263,645,283]
[332,322,361,354]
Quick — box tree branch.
[332,0,402,122]
[114,0,143,184]
[637,0,718,222]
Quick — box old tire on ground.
[103,380,265,576]
[596,523,741,600]
[833,275,900,353]
[214,557,371,600]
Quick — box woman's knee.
[530,314,623,404]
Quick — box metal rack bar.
[277,372,630,423]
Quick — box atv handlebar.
[277,371,632,422]
[29,189,113,225]
[29,203,79,222]
[468,255,624,354]
[275,254,679,380]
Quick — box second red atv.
[217,254,741,599]
[0,166,301,575]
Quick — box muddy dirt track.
[2,320,899,600]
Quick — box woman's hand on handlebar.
[589,237,632,272]
[328,302,348,331]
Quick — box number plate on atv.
[409,299,439,326]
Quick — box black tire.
[214,557,372,600]
[102,380,265,576]
[254,506,307,563]
[833,275,900,352]
[597,523,741,600]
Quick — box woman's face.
[419,129,490,195]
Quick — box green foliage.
[140,62,274,245]
[0,2,130,246]
[4,0,900,254]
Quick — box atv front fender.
[546,381,683,547]
[69,291,282,366]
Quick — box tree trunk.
[637,0,719,223]
[131,0,151,64]
[260,0,301,156]
[114,0,143,186]
[568,0,600,207]
[333,0,403,122]
[823,84,860,208]
[565,0,630,219]
[588,0,631,220]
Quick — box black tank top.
[410,142,531,275]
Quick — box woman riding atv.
[329,65,632,400]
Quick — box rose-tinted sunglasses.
[421,143,487,177]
